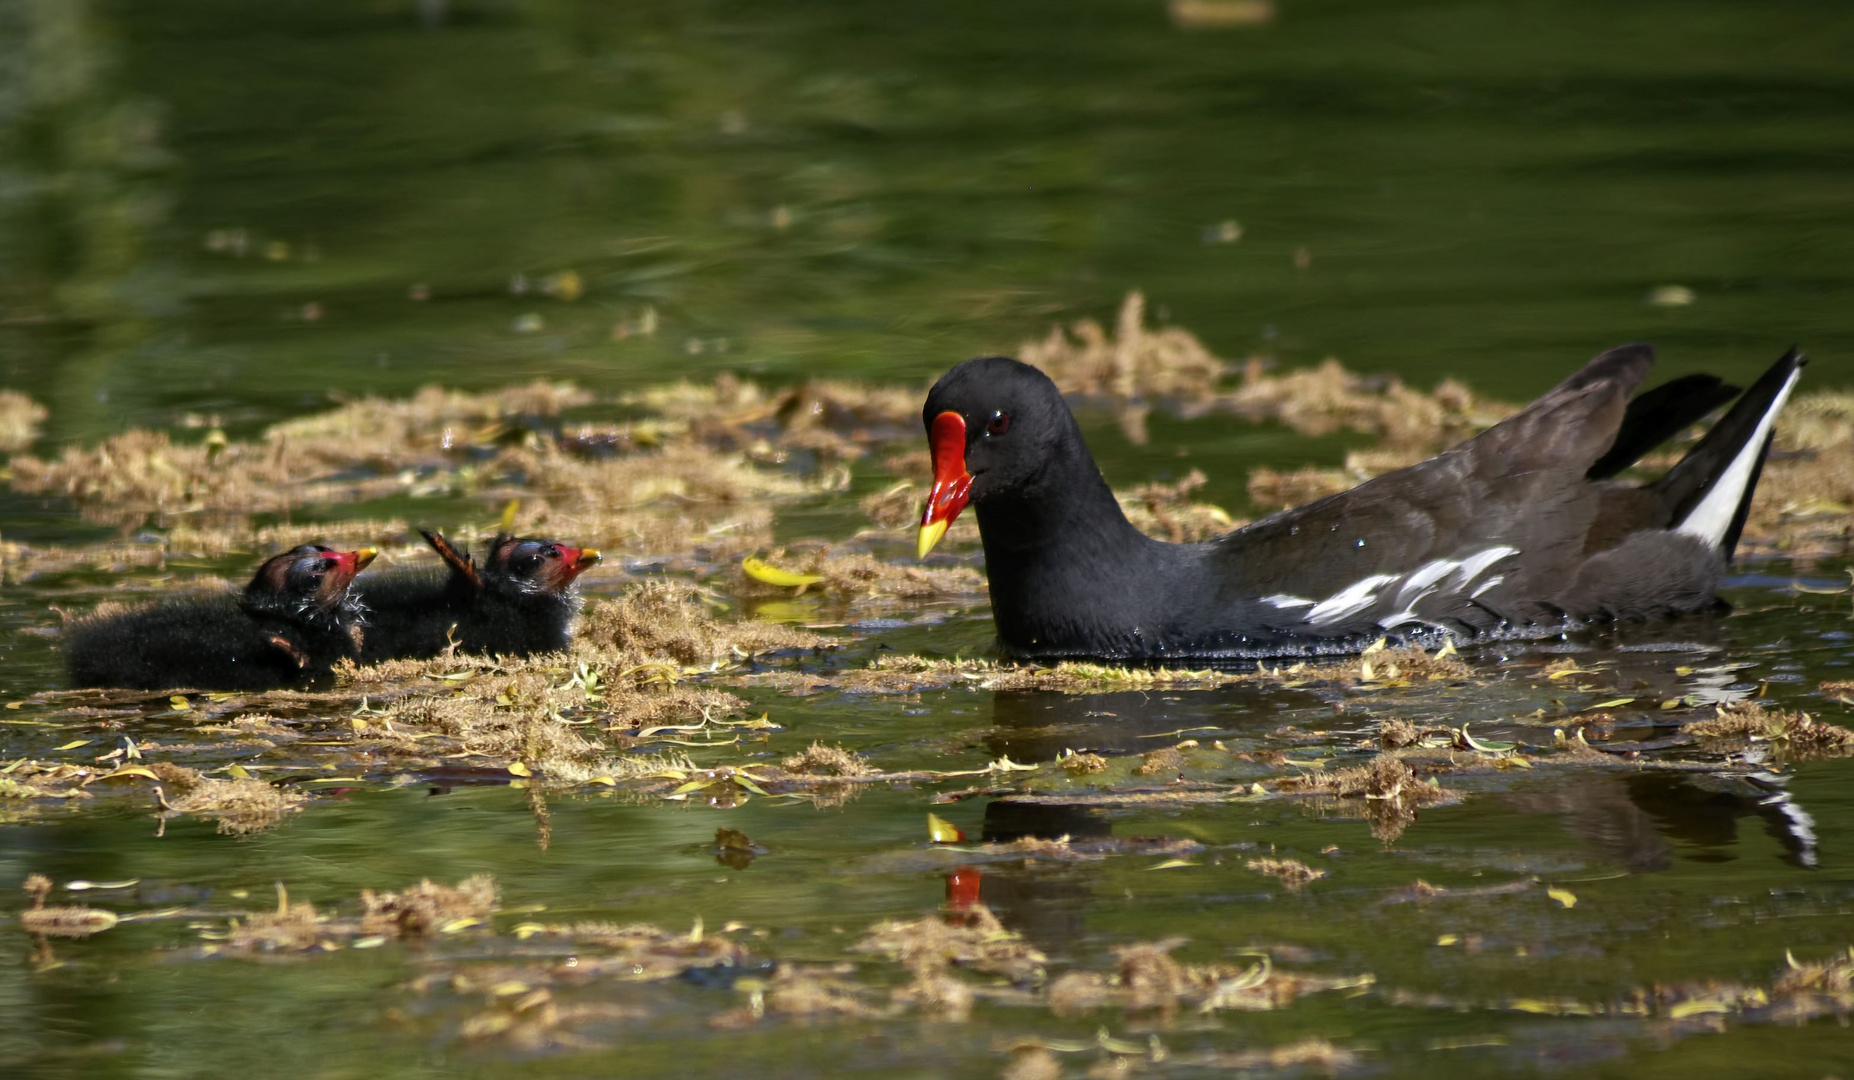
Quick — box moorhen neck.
[65,545,376,690]
[917,345,1804,663]
[356,531,599,661]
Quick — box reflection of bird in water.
[980,684,1304,761]
[964,800,1113,950]
[1506,771,1817,870]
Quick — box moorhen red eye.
[65,544,377,690]
[356,531,601,662]
[916,345,1804,663]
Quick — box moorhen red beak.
[918,410,975,558]
[919,345,1804,663]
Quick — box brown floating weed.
[577,581,827,667]
[0,390,47,452]
[1135,746,1188,777]
[1019,291,1224,405]
[1117,469,1243,543]
[1246,858,1326,891]
[224,884,325,953]
[17,873,119,937]
[1772,946,1854,1015]
[1046,938,1370,1017]
[853,904,1047,984]
[1246,465,1356,512]
[152,765,307,835]
[1276,753,1452,843]
[781,743,874,778]
[1687,701,1854,757]
[361,875,498,938]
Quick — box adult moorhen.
[65,545,377,690]
[357,531,599,661]
[916,345,1803,662]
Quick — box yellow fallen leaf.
[586,776,616,787]
[926,813,965,843]
[1436,934,1459,946]
[88,766,161,783]
[1586,698,1634,710]
[508,761,532,777]
[54,740,93,751]
[1146,859,1198,870]
[1547,886,1578,909]
[742,556,824,589]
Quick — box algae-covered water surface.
[5,1,1854,1077]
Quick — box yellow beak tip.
[917,520,949,560]
[354,548,379,570]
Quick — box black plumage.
[916,345,1805,662]
[64,545,375,690]
[356,532,600,662]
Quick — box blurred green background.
[2,0,1849,444]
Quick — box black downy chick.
[64,545,376,690]
[357,531,600,662]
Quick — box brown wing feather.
[1209,344,1655,617]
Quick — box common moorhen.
[65,545,377,690]
[917,345,1803,662]
[357,531,599,661]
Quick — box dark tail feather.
[419,529,483,589]
[1587,374,1741,480]
[1659,348,1806,555]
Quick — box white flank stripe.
[1307,574,1397,626]
[1396,559,1459,603]
[1262,594,1313,609]
[1470,574,1505,598]
[1452,546,1518,588]
[1676,367,1803,548]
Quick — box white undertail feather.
[1675,367,1802,548]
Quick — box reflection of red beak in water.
[944,865,983,911]
[917,410,973,558]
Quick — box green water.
[4,1,1854,1076]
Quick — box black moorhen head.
[65,544,377,690]
[918,347,1804,663]
[357,531,599,661]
